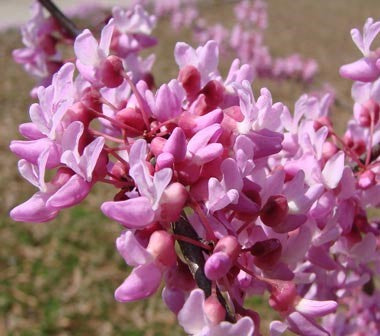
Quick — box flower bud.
[200,80,224,112]
[205,251,232,280]
[150,137,167,157]
[269,281,297,313]
[260,195,288,227]
[214,235,240,261]
[159,182,188,222]
[204,294,226,325]
[116,107,146,134]
[147,230,177,267]
[251,238,282,269]
[178,65,201,99]
[162,287,185,314]
[100,55,124,88]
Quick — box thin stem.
[365,111,375,167]
[190,200,217,242]
[38,0,81,38]
[89,129,124,144]
[123,73,151,130]
[172,234,212,251]
[91,109,142,137]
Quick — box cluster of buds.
[10,2,380,336]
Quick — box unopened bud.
[260,195,288,227]
[204,294,226,325]
[147,230,177,267]
[204,251,232,280]
[159,183,188,222]
[251,238,282,269]
[269,281,297,313]
[116,107,146,134]
[178,65,201,99]
[100,55,124,88]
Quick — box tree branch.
[173,215,235,322]
[38,0,81,38]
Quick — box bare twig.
[173,215,235,322]
[38,0,81,38]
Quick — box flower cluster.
[141,0,318,83]
[10,2,380,336]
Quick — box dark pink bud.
[100,55,124,88]
[343,135,367,156]
[81,87,102,112]
[92,150,109,181]
[116,107,146,135]
[165,261,196,291]
[204,295,226,325]
[313,116,332,133]
[50,167,74,187]
[204,251,232,280]
[66,102,96,126]
[150,137,167,157]
[162,287,185,314]
[159,182,188,222]
[147,231,177,267]
[260,195,289,227]
[178,65,201,99]
[110,161,129,181]
[156,153,174,171]
[176,160,201,185]
[214,235,240,262]
[269,281,297,313]
[200,80,224,112]
[251,238,282,269]
[39,34,57,55]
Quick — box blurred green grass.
[1,1,379,335]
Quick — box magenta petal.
[273,214,307,233]
[10,139,60,168]
[205,251,232,280]
[19,123,44,140]
[47,175,91,209]
[287,312,329,336]
[163,127,187,162]
[270,321,288,336]
[308,246,337,270]
[116,231,152,267]
[115,262,162,302]
[296,299,337,317]
[10,192,58,223]
[101,196,154,228]
[339,57,380,82]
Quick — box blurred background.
[0,0,379,335]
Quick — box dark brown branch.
[173,215,235,322]
[173,216,212,296]
[38,0,81,38]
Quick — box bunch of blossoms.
[128,0,317,83]
[13,1,156,95]
[192,0,318,83]
[10,1,380,335]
